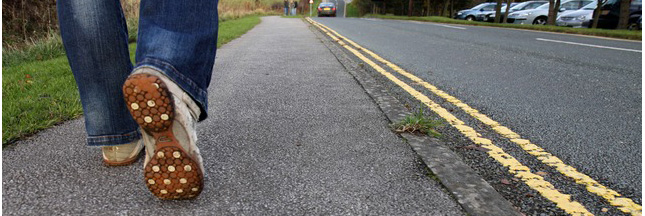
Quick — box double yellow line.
[305,17,641,216]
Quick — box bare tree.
[591,0,606,28]
[441,0,450,16]
[547,0,561,25]
[494,0,504,23]
[450,0,454,18]
[617,0,631,29]
[502,0,513,23]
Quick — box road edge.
[305,18,521,216]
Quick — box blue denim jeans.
[57,0,218,146]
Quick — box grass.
[366,14,642,40]
[393,108,443,138]
[218,16,262,47]
[281,14,305,18]
[2,16,263,145]
[3,19,139,68]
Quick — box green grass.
[218,15,262,47]
[393,108,443,138]
[2,16,262,145]
[366,14,642,40]
[281,14,305,18]
[3,19,139,68]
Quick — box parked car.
[507,0,593,24]
[556,1,597,27]
[487,1,548,22]
[454,3,500,21]
[317,2,336,17]
[588,0,642,29]
[476,3,515,21]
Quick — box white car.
[556,1,597,27]
[487,1,548,22]
[507,0,593,24]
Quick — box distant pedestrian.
[292,1,298,15]
[284,0,289,15]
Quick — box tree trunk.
[547,0,560,25]
[494,0,504,23]
[450,0,454,18]
[592,0,603,28]
[617,0,631,29]
[502,0,512,23]
[441,0,449,16]
[409,0,414,16]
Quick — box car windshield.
[472,3,491,10]
[500,3,519,10]
[320,3,334,7]
[581,1,597,9]
[536,3,550,9]
[509,2,530,10]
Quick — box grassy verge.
[218,16,262,47]
[366,14,642,40]
[281,14,305,18]
[3,19,139,68]
[2,16,262,145]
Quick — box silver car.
[556,1,597,27]
[487,1,548,22]
[507,0,593,24]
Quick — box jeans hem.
[134,58,209,121]
[87,129,141,146]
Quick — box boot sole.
[123,74,203,200]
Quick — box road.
[311,17,641,214]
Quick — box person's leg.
[58,0,144,165]
[58,0,141,147]
[135,1,218,120]
[126,0,218,199]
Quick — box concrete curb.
[306,19,521,216]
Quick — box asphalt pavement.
[312,17,642,214]
[2,17,465,215]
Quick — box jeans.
[57,0,218,146]
[284,7,289,15]
[292,8,297,15]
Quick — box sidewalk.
[3,16,464,215]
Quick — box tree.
[547,0,561,25]
[502,0,512,23]
[450,0,454,18]
[617,0,631,29]
[494,0,504,23]
[591,0,606,28]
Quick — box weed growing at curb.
[393,108,443,138]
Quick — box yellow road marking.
[307,17,642,216]
[306,17,593,216]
